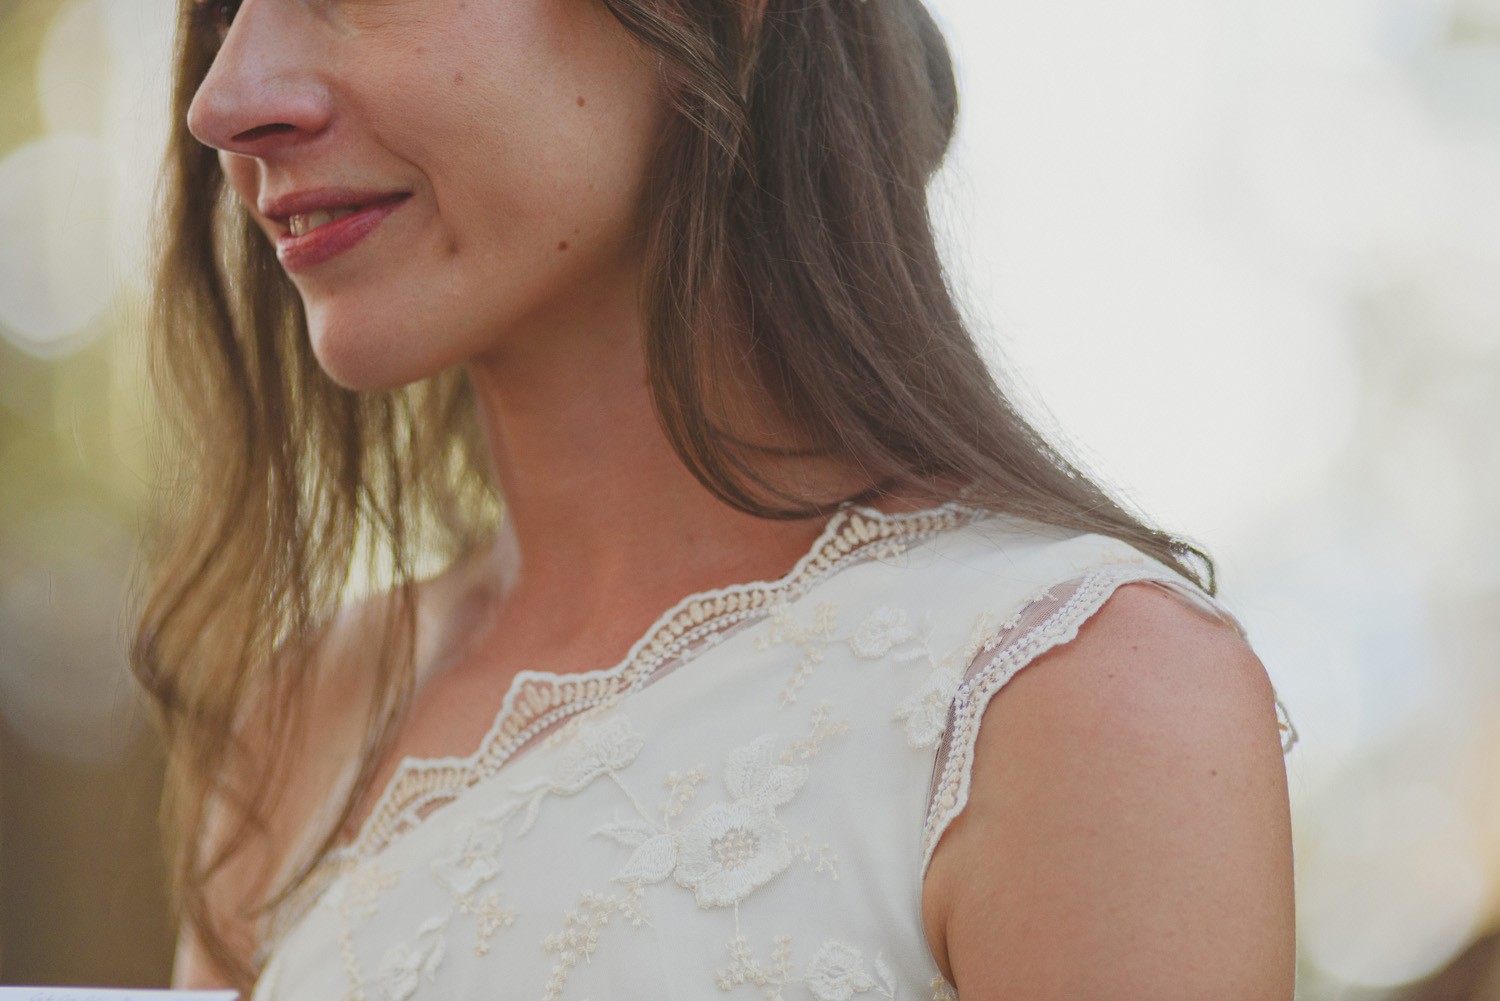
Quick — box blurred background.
[0,0,1495,994]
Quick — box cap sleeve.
[919,563,1296,875]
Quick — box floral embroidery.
[376,915,447,1001]
[764,601,940,708]
[459,891,515,955]
[429,820,505,897]
[335,862,400,925]
[760,602,839,706]
[805,942,878,1001]
[782,704,849,762]
[893,668,961,749]
[475,713,649,843]
[427,816,518,955]
[595,817,678,883]
[848,607,916,660]
[724,734,810,808]
[716,937,896,1001]
[540,887,649,1001]
[332,862,401,999]
[661,766,711,821]
[891,612,1003,749]
[356,716,646,988]
[718,934,795,997]
[324,506,967,869]
[588,717,840,905]
[556,716,647,792]
[874,957,900,1000]
[760,601,839,649]
[251,511,1284,1001]
[532,712,845,999]
[255,507,976,976]
[674,801,797,907]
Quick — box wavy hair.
[136,0,1211,987]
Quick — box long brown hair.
[136,0,1211,987]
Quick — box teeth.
[288,206,361,237]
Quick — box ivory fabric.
[251,504,1292,1001]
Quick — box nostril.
[233,122,297,143]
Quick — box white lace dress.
[250,504,1294,1001]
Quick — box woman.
[136,0,1296,996]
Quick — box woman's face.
[187,0,665,390]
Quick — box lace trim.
[258,504,975,960]
[918,565,1297,874]
[350,504,969,860]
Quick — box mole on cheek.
[454,71,465,84]
[576,96,586,107]
[558,241,569,251]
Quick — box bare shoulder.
[922,582,1294,1000]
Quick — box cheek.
[385,6,663,218]
[291,4,668,389]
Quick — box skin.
[179,0,1295,993]
[921,585,1295,999]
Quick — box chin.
[305,303,437,393]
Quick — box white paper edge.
[0,991,237,1001]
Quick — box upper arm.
[922,582,1295,1000]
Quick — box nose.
[186,0,333,156]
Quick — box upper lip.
[258,188,411,231]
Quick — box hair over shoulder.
[136,0,1210,987]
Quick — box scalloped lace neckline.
[332,502,975,863]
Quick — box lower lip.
[276,195,410,272]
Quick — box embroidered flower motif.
[874,954,898,999]
[667,733,810,905]
[594,817,678,885]
[724,734,808,807]
[331,861,399,925]
[717,933,795,994]
[377,915,448,1001]
[591,729,828,905]
[661,766,710,821]
[805,942,876,1001]
[894,667,962,748]
[848,606,915,659]
[758,601,839,650]
[555,715,645,793]
[429,819,505,897]
[716,935,896,1001]
[673,801,795,907]
[460,890,516,955]
[540,887,649,1001]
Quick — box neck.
[464,305,842,629]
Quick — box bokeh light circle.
[1300,779,1488,987]
[0,134,120,356]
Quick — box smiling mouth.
[270,193,412,272]
[288,207,362,237]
